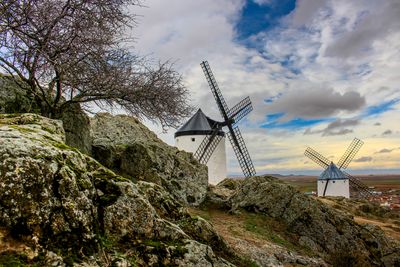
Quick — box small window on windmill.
[332,180,335,183]
[191,138,195,142]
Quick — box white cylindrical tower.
[317,163,350,198]
[175,109,227,185]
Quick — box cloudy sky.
[131,0,400,175]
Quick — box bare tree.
[0,0,192,128]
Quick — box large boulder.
[0,75,92,155]
[0,113,232,266]
[228,176,400,266]
[91,113,208,206]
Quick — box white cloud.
[290,0,329,27]
[324,1,400,59]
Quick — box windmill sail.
[228,96,253,125]
[194,128,223,164]
[200,61,230,119]
[343,171,373,198]
[227,126,256,177]
[337,138,364,169]
[304,147,331,169]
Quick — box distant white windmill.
[175,61,256,185]
[305,138,373,198]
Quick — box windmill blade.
[337,138,364,169]
[304,147,331,169]
[228,96,253,125]
[227,126,256,177]
[200,61,230,120]
[343,171,373,198]
[193,128,223,164]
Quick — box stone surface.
[226,238,327,267]
[0,75,40,114]
[204,184,234,210]
[0,75,92,154]
[228,175,400,266]
[91,113,208,206]
[136,181,232,258]
[0,113,232,266]
[55,103,92,155]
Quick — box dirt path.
[189,208,269,248]
[189,208,326,267]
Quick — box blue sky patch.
[280,56,301,75]
[235,0,296,40]
[262,115,332,130]
[364,98,400,117]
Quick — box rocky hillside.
[0,113,399,266]
[0,114,234,266]
[202,177,400,267]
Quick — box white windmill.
[304,138,373,198]
[175,61,256,185]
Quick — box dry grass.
[318,198,400,241]
[189,207,315,259]
[0,228,36,259]
[354,217,400,240]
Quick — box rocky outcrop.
[136,182,230,251]
[55,103,92,155]
[203,179,239,209]
[0,113,231,266]
[0,75,92,155]
[228,176,400,266]
[91,113,208,206]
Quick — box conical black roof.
[319,162,347,180]
[175,109,224,137]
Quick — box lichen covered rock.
[55,103,92,155]
[0,113,232,266]
[136,181,232,258]
[0,76,91,155]
[91,113,208,206]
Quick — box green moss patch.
[9,125,37,133]
[0,251,29,267]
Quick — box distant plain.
[275,174,400,193]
